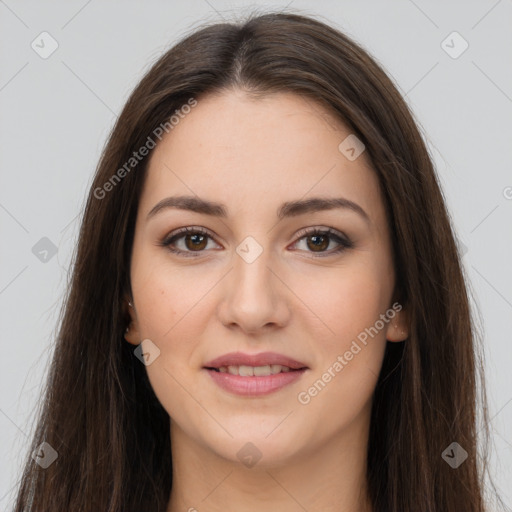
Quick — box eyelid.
[293,226,351,245]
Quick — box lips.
[203,351,309,396]
[203,351,308,371]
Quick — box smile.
[203,351,309,396]
[205,367,309,397]
[209,364,294,376]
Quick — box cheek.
[290,258,392,411]
[293,266,390,423]
[130,254,214,410]
[131,246,207,339]
[132,278,204,428]
[291,258,392,348]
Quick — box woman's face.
[125,90,408,466]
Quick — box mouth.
[203,351,308,371]
[205,364,306,376]
[203,352,309,396]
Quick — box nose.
[217,244,291,336]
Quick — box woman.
[13,10,496,512]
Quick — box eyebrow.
[146,195,371,225]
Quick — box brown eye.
[161,227,219,257]
[306,233,330,252]
[183,232,208,251]
[292,228,353,257]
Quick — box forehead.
[140,90,386,228]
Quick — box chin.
[199,422,311,468]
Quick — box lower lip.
[205,368,307,396]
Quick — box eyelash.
[159,226,353,258]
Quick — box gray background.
[1,0,511,509]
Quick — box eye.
[159,226,352,258]
[290,227,353,257]
[160,226,220,257]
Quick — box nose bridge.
[232,235,275,303]
[218,233,289,332]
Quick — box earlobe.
[123,296,140,345]
[124,325,140,346]
[385,308,409,342]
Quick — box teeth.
[218,364,293,376]
[253,365,271,376]
[239,365,254,377]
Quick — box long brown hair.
[13,10,496,512]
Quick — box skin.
[124,89,409,512]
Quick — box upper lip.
[204,351,308,370]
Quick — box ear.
[384,303,409,342]
[123,295,141,346]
